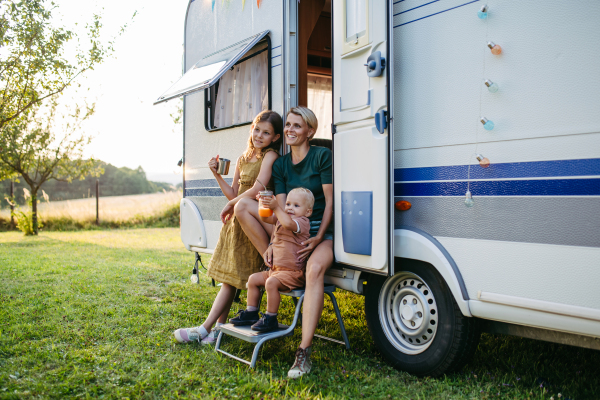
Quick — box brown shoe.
[287,346,312,378]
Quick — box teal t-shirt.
[272,146,332,237]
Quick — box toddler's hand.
[208,155,219,174]
[260,195,277,210]
[263,246,273,267]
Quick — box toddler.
[230,188,314,332]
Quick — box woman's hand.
[263,245,273,267]
[297,235,323,262]
[208,155,219,175]
[220,202,234,223]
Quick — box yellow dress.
[207,149,276,290]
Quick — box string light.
[464,190,474,207]
[487,41,502,55]
[484,79,499,93]
[480,117,495,130]
[477,4,488,19]
[476,153,491,168]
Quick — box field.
[0,191,182,224]
[1,229,599,399]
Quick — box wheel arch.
[394,227,471,317]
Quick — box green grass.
[0,229,598,399]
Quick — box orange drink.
[259,190,274,217]
[259,207,273,217]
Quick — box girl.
[174,110,283,345]
[235,107,333,378]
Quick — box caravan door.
[332,0,392,273]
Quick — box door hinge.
[375,110,388,134]
[331,124,337,134]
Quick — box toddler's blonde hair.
[289,187,315,210]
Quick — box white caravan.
[155,0,600,376]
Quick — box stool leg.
[326,292,350,349]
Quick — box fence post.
[96,179,99,225]
[9,181,15,229]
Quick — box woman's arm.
[210,155,240,201]
[297,183,332,261]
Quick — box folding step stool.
[215,284,350,368]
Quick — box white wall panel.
[437,236,600,310]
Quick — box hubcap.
[378,272,439,355]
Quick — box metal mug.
[216,158,230,175]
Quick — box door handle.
[375,110,387,134]
[365,51,386,77]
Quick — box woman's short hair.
[287,106,319,139]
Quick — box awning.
[154,30,270,105]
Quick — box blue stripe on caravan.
[394,0,479,28]
[394,0,442,17]
[395,158,600,182]
[272,64,282,68]
[186,178,233,188]
[185,188,224,197]
[394,178,600,197]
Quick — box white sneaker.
[200,328,220,346]
[173,326,207,343]
[288,347,312,379]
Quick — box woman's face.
[251,121,280,150]
[284,113,314,147]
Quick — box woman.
[235,106,333,378]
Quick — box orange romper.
[262,216,311,292]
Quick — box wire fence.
[0,182,182,224]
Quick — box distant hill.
[1,161,182,206]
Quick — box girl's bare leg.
[300,240,334,349]
[234,198,274,255]
[201,283,236,332]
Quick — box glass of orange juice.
[258,190,274,217]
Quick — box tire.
[364,259,480,377]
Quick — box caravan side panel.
[182,0,285,252]
[392,0,600,335]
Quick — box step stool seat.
[215,284,349,368]
[218,323,293,343]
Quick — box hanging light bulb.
[484,79,499,93]
[487,41,502,55]
[480,117,495,131]
[477,4,488,19]
[464,190,474,207]
[190,266,199,284]
[476,153,491,168]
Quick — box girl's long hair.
[242,110,283,161]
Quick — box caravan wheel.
[364,260,480,377]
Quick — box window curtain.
[213,50,268,129]
[307,74,333,140]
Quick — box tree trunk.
[31,187,38,235]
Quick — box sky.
[55,0,190,184]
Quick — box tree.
[0,99,102,234]
[0,0,132,179]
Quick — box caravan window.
[342,0,369,54]
[206,42,270,131]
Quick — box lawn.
[0,229,598,399]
